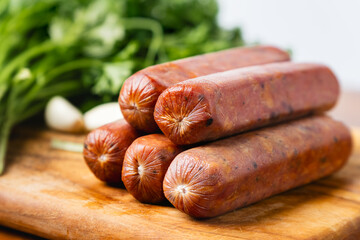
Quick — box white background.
[218,0,360,91]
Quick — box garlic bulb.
[45,96,84,133]
[84,102,123,131]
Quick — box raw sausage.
[163,116,352,218]
[122,134,184,203]
[83,119,142,183]
[119,45,290,132]
[83,120,143,183]
[154,62,339,145]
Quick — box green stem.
[0,40,56,100]
[20,59,102,109]
[0,118,12,175]
[0,0,9,17]
[0,40,55,82]
[0,79,22,174]
[0,35,14,70]
[121,18,163,66]
[34,81,83,100]
[51,139,83,153]
[43,59,103,85]
[15,79,82,124]
[0,1,56,65]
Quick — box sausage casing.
[154,62,340,145]
[119,45,290,132]
[83,119,142,183]
[163,116,352,218]
[122,134,184,203]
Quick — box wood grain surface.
[0,90,360,240]
[0,124,359,240]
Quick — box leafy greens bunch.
[0,0,244,174]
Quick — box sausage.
[163,116,352,218]
[83,119,143,183]
[122,134,184,203]
[154,62,340,145]
[119,45,290,132]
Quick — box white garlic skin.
[45,96,84,133]
[84,102,123,132]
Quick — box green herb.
[0,0,244,174]
[51,139,83,153]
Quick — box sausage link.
[122,134,184,203]
[83,119,143,183]
[119,45,290,132]
[163,116,352,218]
[154,62,339,145]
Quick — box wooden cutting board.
[0,125,360,240]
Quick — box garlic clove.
[84,102,123,132]
[45,96,84,133]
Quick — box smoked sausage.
[154,62,339,145]
[122,134,184,203]
[119,45,290,132]
[163,116,352,218]
[83,119,142,183]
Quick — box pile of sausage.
[83,45,352,218]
